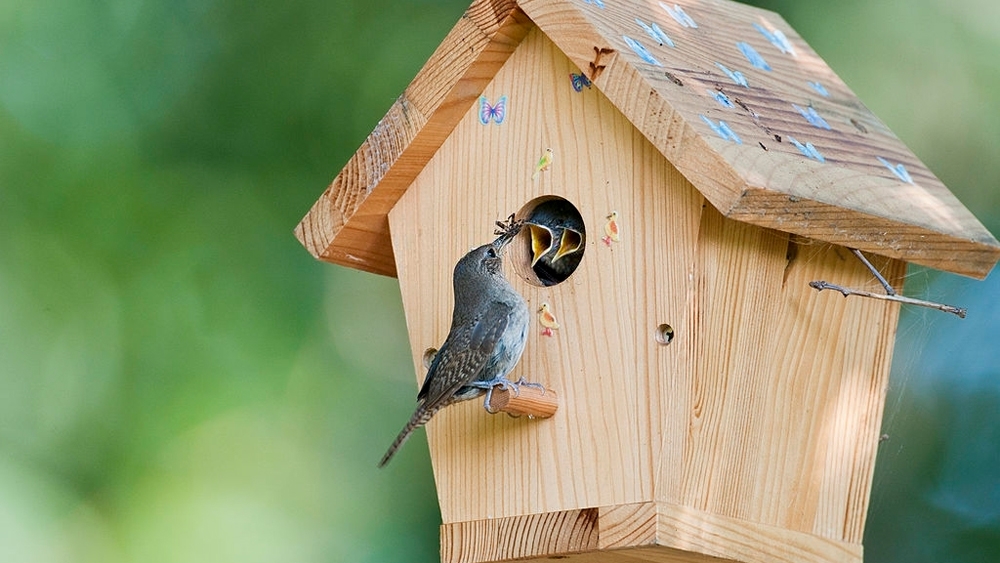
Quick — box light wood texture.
[299,0,999,278]
[440,502,860,563]
[517,0,998,278]
[441,507,599,563]
[388,25,904,562]
[294,0,529,276]
[656,212,904,545]
[390,26,655,524]
[488,385,559,418]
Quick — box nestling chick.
[525,199,585,286]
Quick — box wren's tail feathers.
[377,406,437,468]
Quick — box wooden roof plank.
[297,0,999,278]
[521,0,999,278]
[294,0,531,276]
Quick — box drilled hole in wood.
[422,347,438,369]
[511,196,586,287]
[655,324,675,345]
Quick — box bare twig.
[809,280,967,318]
[850,249,895,295]
[809,248,966,318]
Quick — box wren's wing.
[416,301,512,410]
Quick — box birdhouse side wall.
[661,204,904,545]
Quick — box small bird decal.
[378,221,530,467]
[525,199,585,286]
[602,211,620,246]
[532,148,554,180]
[538,302,560,337]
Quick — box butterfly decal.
[700,115,742,144]
[753,23,795,56]
[737,41,771,71]
[636,18,675,48]
[623,35,662,66]
[788,136,825,162]
[877,157,914,184]
[708,89,734,108]
[661,3,698,28]
[479,95,507,125]
[808,81,829,97]
[569,72,592,92]
[793,103,831,130]
[716,62,748,88]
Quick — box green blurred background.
[1,0,997,561]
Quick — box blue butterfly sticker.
[479,95,507,125]
[707,89,734,108]
[737,42,771,71]
[792,104,831,130]
[807,81,829,97]
[877,157,914,184]
[570,72,592,92]
[623,35,662,66]
[716,62,748,88]
[788,136,825,162]
[753,23,795,56]
[700,115,741,144]
[660,3,698,28]
[636,18,675,47]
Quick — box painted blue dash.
[808,81,829,97]
[788,136,825,162]
[636,18,675,48]
[582,0,606,8]
[737,42,771,71]
[623,36,662,66]
[660,2,698,28]
[715,62,748,88]
[753,23,795,56]
[708,89,734,108]
[877,156,914,184]
[793,104,831,130]
[701,115,742,144]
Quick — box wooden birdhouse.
[295,0,1000,562]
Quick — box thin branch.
[809,280,967,318]
[850,248,896,295]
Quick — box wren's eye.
[486,247,498,258]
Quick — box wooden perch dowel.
[488,384,558,418]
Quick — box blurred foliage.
[0,0,996,562]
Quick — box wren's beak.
[492,216,523,252]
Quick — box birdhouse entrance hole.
[512,196,585,287]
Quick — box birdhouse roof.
[295,0,999,279]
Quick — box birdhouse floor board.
[440,501,862,563]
